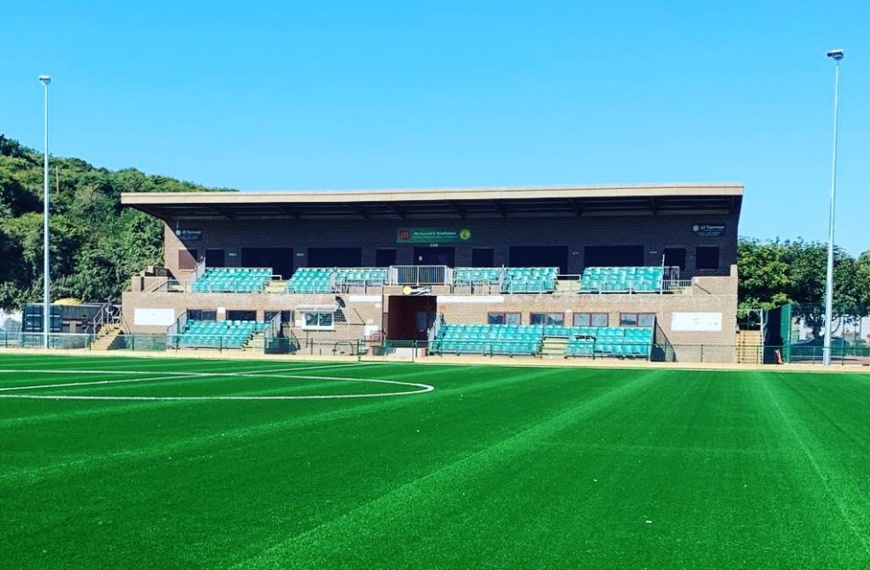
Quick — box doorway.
[387,295,437,342]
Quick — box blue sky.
[2,0,868,255]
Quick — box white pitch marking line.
[0,361,376,380]
[0,374,207,392]
[0,368,435,401]
[0,385,434,402]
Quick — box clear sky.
[2,0,867,255]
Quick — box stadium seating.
[174,319,268,349]
[192,268,273,293]
[565,326,654,358]
[286,267,389,293]
[430,324,542,356]
[453,268,501,285]
[430,323,654,359]
[335,268,389,288]
[453,267,559,294]
[580,266,664,293]
[286,268,336,293]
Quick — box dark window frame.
[530,312,565,326]
[662,247,687,271]
[619,312,656,327]
[572,312,609,327]
[696,246,721,270]
[487,312,522,325]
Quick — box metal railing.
[390,266,450,286]
[166,311,188,343]
[4,328,866,366]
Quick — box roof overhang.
[121,183,744,221]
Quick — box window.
[303,312,334,330]
[472,248,495,267]
[619,313,656,327]
[226,310,256,321]
[584,245,644,267]
[265,310,293,324]
[205,249,225,268]
[375,249,397,268]
[187,309,216,321]
[573,313,609,327]
[488,312,521,325]
[530,312,564,326]
[308,247,362,268]
[663,247,687,271]
[696,246,720,270]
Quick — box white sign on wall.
[671,312,723,332]
[134,308,176,326]
[439,296,504,304]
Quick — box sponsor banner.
[134,308,176,326]
[671,312,722,332]
[692,224,725,237]
[176,229,203,242]
[348,295,381,303]
[396,227,472,244]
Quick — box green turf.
[1,354,869,569]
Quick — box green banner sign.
[396,227,472,244]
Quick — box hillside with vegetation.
[0,133,230,310]
[2,132,868,322]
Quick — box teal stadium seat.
[176,319,261,349]
[192,267,272,293]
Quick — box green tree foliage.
[0,133,229,310]
[738,237,870,336]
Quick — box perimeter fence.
[3,331,869,367]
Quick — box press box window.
[619,313,656,327]
[696,246,720,270]
[530,313,564,326]
[297,305,338,331]
[304,312,333,329]
[573,313,609,327]
[488,312,521,325]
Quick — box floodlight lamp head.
[38,75,51,85]
[826,49,844,61]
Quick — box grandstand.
[192,267,273,293]
[172,319,268,349]
[429,323,654,359]
[121,184,742,361]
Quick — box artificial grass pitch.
[1,354,869,569]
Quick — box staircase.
[243,331,266,352]
[541,336,568,359]
[736,330,762,364]
[90,323,123,351]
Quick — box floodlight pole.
[823,50,843,366]
[39,75,51,349]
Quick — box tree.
[738,237,869,339]
[0,132,230,311]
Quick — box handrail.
[194,259,206,281]
[264,312,282,341]
[166,310,188,343]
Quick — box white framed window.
[297,304,338,331]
